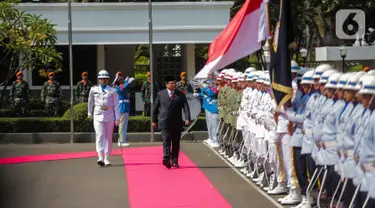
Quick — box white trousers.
[94,118,114,155]
[276,133,298,189]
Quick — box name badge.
[101,106,108,110]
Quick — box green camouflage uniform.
[75,80,93,103]
[176,81,193,94]
[141,81,159,116]
[41,80,62,117]
[218,85,228,120]
[231,89,242,127]
[224,87,235,125]
[9,80,30,116]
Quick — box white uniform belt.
[95,106,113,110]
[362,163,375,172]
[345,149,355,157]
[323,140,337,148]
[119,100,129,103]
[304,129,313,135]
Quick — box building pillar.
[97,45,105,71]
[105,45,135,77]
[184,44,196,80]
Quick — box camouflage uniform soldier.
[141,72,159,116]
[41,72,62,117]
[75,71,93,103]
[176,72,193,93]
[9,71,30,116]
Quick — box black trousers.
[161,129,181,163]
[144,102,151,116]
[324,165,340,198]
[293,147,316,196]
[343,179,355,207]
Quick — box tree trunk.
[0,57,15,106]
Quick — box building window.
[32,45,97,86]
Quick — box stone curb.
[0,131,208,144]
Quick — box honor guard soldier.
[177,72,193,93]
[356,76,375,208]
[351,75,375,208]
[194,73,219,148]
[336,72,364,208]
[75,71,93,103]
[284,70,313,207]
[9,71,30,116]
[113,71,135,147]
[41,72,62,117]
[141,72,160,116]
[88,70,120,167]
[317,73,348,207]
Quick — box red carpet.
[0,149,121,165]
[123,146,231,208]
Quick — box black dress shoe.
[97,160,104,167]
[172,163,180,168]
[163,159,171,169]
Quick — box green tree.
[0,0,62,103]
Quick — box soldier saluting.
[75,71,93,103]
[41,72,62,117]
[9,71,30,116]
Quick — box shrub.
[62,102,88,120]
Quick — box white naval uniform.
[276,106,296,190]
[88,85,121,155]
[360,110,375,199]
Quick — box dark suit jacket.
[152,89,191,131]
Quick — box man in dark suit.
[152,76,191,169]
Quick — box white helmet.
[245,67,257,74]
[355,75,373,90]
[367,70,375,76]
[356,71,366,77]
[239,73,246,81]
[336,73,353,89]
[98,70,110,79]
[232,73,240,83]
[251,71,261,81]
[291,60,299,73]
[359,75,375,95]
[344,74,363,90]
[295,68,310,81]
[313,64,333,79]
[325,73,343,89]
[319,69,338,84]
[300,70,315,85]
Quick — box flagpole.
[68,0,74,143]
[148,0,154,142]
[266,2,272,47]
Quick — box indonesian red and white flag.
[195,0,269,79]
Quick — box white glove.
[125,76,129,82]
[128,77,135,84]
[87,113,92,119]
[115,120,120,126]
[193,93,198,97]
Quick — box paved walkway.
[0,143,283,208]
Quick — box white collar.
[167,89,174,94]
